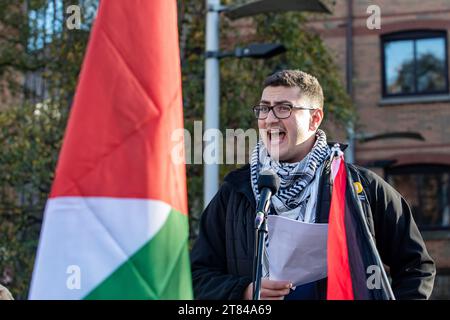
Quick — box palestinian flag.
[326,147,393,300]
[29,1,192,299]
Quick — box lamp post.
[204,0,222,208]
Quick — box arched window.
[381,30,449,97]
[386,164,450,230]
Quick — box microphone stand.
[251,170,279,300]
[252,209,268,300]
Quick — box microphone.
[252,170,280,300]
[255,170,280,229]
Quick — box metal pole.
[204,0,220,208]
[346,124,355,163]
[345,0,355,164]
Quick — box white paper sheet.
[267,215,328,287]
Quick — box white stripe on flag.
[29,197,171,300]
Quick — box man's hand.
[243,279,292,300]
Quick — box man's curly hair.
[263,69,324,109]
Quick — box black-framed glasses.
[252,103,317,119]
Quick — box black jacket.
[191,159,436,300]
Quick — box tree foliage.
[0,0,94,299]
[0,101,67,299]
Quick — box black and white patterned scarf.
[250,129,331,221]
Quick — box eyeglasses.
[252,103,317,120]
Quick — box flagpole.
[203,0,221,208]
[346,166,396,300]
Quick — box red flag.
[327,156,354,299]
[51,0,187,213]
[326,149,392,300]
[30,0,192,299]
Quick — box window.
[27,0,64,52]
[381,31,449,97]
[386,165,450,230]
[27,0,99,52]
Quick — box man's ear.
[310,109,324,131]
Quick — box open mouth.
[267,128,287,144]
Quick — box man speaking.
[190,70,435,300]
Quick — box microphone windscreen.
[257,170,280,194]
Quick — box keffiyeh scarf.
[250,129,331,222]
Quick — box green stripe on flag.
[85,209,192,299]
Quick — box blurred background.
[0,0,448,299]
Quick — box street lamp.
[234,43,287,58]
[203,0,331,208]
[224,0,331,20]
[206,43,287,59]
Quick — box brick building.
[308,0,450,299]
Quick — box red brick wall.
[309,0,450,299]
[310,1,450,162]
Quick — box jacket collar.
[223,163,255,206]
